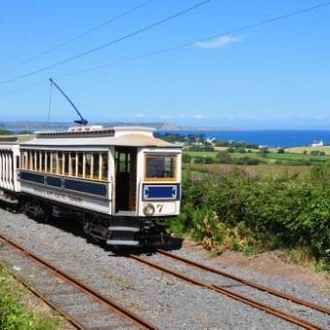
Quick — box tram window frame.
[58,152,63,175]
[101,152,108,181]
[85,152,91,178]
[144,154,177,181]
[51,152,57,173]
[92,153,100,179]
[64,152,69,175]
[46,152,51,173]
[21,151,27,169]
[70,152,77,177]
[29,151,34,170]
[77,153,83,177]
[34,151,39,171]
[39,152,43,172]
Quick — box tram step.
[109,226,140,232]
[106,239,139,246]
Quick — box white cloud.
[195,35,240,49]
[178,113,210,120]
[134,113,146,118]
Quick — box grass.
[286,146,330,155]
[184,148,330,165]
[183,163,311,178]
[0,265,61,330]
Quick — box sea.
[156,130,330,148]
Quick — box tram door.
[115,147,137,212]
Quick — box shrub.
[0,266,59,330]
[173,167,330,269]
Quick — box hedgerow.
[171,164,330,270]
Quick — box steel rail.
[7,268,83,330]
[0,234,158,330]
[157,248,330,315]
[130,253,326,330]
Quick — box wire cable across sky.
[0,0,155,75]
[48,1,330,79]
[1,1,330,101]
[0,0,210,86]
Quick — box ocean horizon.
[157,129,330,148]
[7,126,330,148]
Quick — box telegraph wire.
[0,0,155,75]
[0,0,210,86]
[195,0,330,47]
[0,79,47,100]
[1,0,329,99]
[55,0,330,79]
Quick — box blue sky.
[1,0,330,129]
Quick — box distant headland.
[0,121,240,132]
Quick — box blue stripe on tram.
[46,176,62,187]
[20,171,45,184]
[64,179,107,196]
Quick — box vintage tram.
[0,125,182,247]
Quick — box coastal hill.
[0,121,237,132]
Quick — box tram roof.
[20,126,178,148]
[0,134,35,144]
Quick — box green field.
[183,163,311,178]
[184,147,330,165]
[286,145,330,155]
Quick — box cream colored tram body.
[0,134,35,206]
[0,126,182,247]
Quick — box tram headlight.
[143,203,155,216]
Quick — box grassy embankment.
[183,145,330,177]
[172,145,330,272]
[0,266,62,330]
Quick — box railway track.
[130,249,330,330]
[0,234,158,330]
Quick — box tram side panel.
[19,146,113,216]
[136,147,182,218]
[0,143,21,205]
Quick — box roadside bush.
[215,151,232,164]
[173,167,330,269]
[182,153,191,163]
[194,156,213,164]
[233,157,262,165]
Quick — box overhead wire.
[1,0,329,99]
[55,0,330,78]
[0,0,155,75]
[0,0,210,86]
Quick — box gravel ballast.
[0,208,329,329]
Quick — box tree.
[0,129,13,135]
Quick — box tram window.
[46,152,51,173]
[51,152,57,173]
[21,151,28,169]
[64,152,69,175]
[93,153,100,179]
[101,152,108,180]
[58,152,63,174]
[85,153,91,178]
[77,153,83,177]
[118,153,130,173]
[145,155,176,180]
[29,151,34,170]
[34,151,39,171]
[40,152,44,172]
[70,152,77,176]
